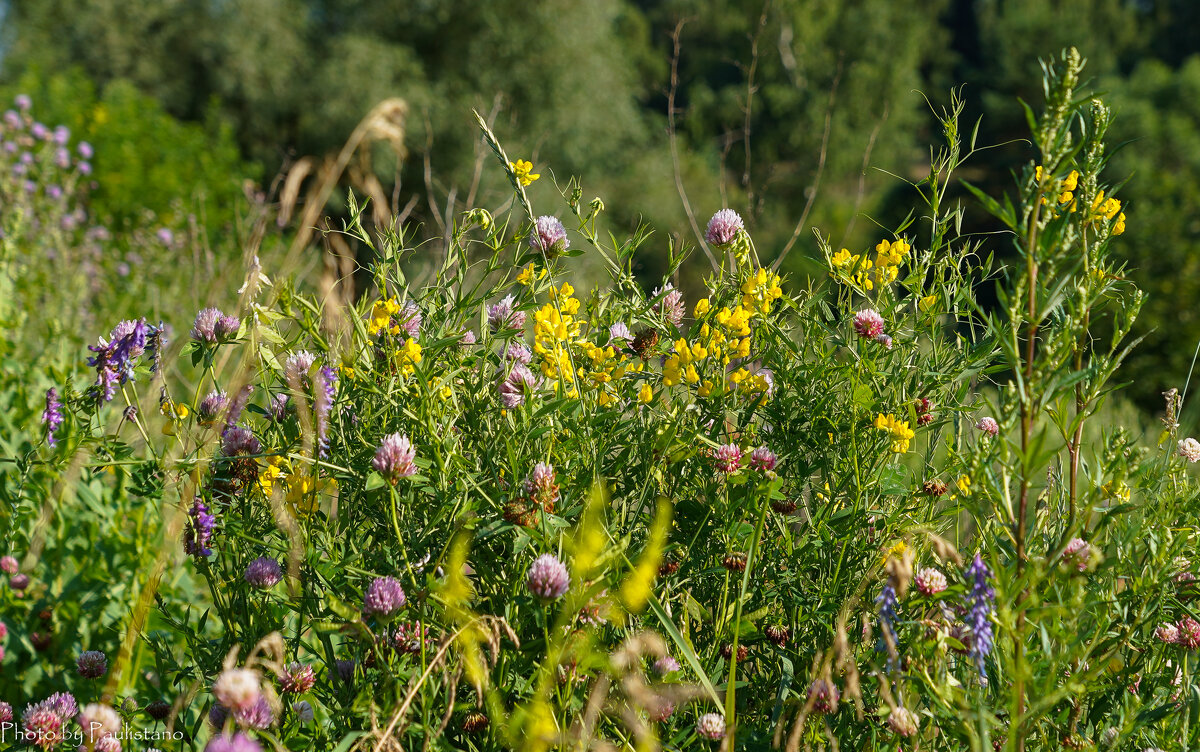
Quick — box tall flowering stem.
[965,554,995,682]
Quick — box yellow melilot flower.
[740,268,784,314]
[956,475,972,495]
[396,338,423,377]
[638,383,653,404]
[368,297,402,336]
[874,413,915,454]
[508,159,540,187]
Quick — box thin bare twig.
[666,19,719,272]
[772,55,842,272]
[838,103,889,249]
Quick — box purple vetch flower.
[76,650,108,678]
[747,446,777,472]
[221,426,261,457]
[42,388,63,446]
[205,731,263,752]
[244,557,282,589]
[498,363,539,408]
[875,583,900,670]
[373,433,417,483]
[363,576,407,616]
[145,321,168,374]
[965,553,995,681]
[704,209,744,247]
[503,341,533,365]
[526,554,570,600]
[488,294,526,332]
[184,499,216,558]
[0,555,16,574]
[315,365,337,456]
[652,283,685,328]
[199,391,229,424]
[87,319,149,401]
[530,216,568,254]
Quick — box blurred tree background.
[0,0,1197,410]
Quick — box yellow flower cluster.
[259,455,332,517]
[508,159,540,187]
[1089,190,1125,235]
[874,413,915,454]
[517,263,548,286]
[740,268,784,314]
[395,338,423,377]
[534,283,584,392]
[830,239,911,290]
[1035,166,1079,205]
[368,297,403,336]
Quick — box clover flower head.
[244,557,282,589]
[807,679,839,714]
[221,426,261,457]
[609,322,633,344]
[76,650,108,679]
[292,700,314,722]
[283,351,317,385]
[213,668,261,712]
[522,462,559,508]
[363,576,407,616]
[712,443,742,474]
[280,663,316,694]
[1155,622,1180,644]
[232,696,274,729]
[0,701,10,723]
[977,417,1000,437]
[696,712,727,740]
[215,314,241,340]
[887,707,919,737]
[1178,616,1200,650]
[705,209,743,247]
[914,567,948,597]
[191,308,223,343]
[652,283,685,327]
[499,364,539,408]
[526,554,570,600]
[77,702,120,742]
[652,655,680,676]
[204,731,263,752]
[748,446,777,472]
[1179,438,1200,463]
[199,391,229,423]
[373,433,417,483]
[488,294,526,332]
[853,309,885,338]
[1062,538,1093,572]
[530,216,568,254]
[0,556,16,575]
[504,341,534,365]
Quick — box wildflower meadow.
[3,44,1200,752]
